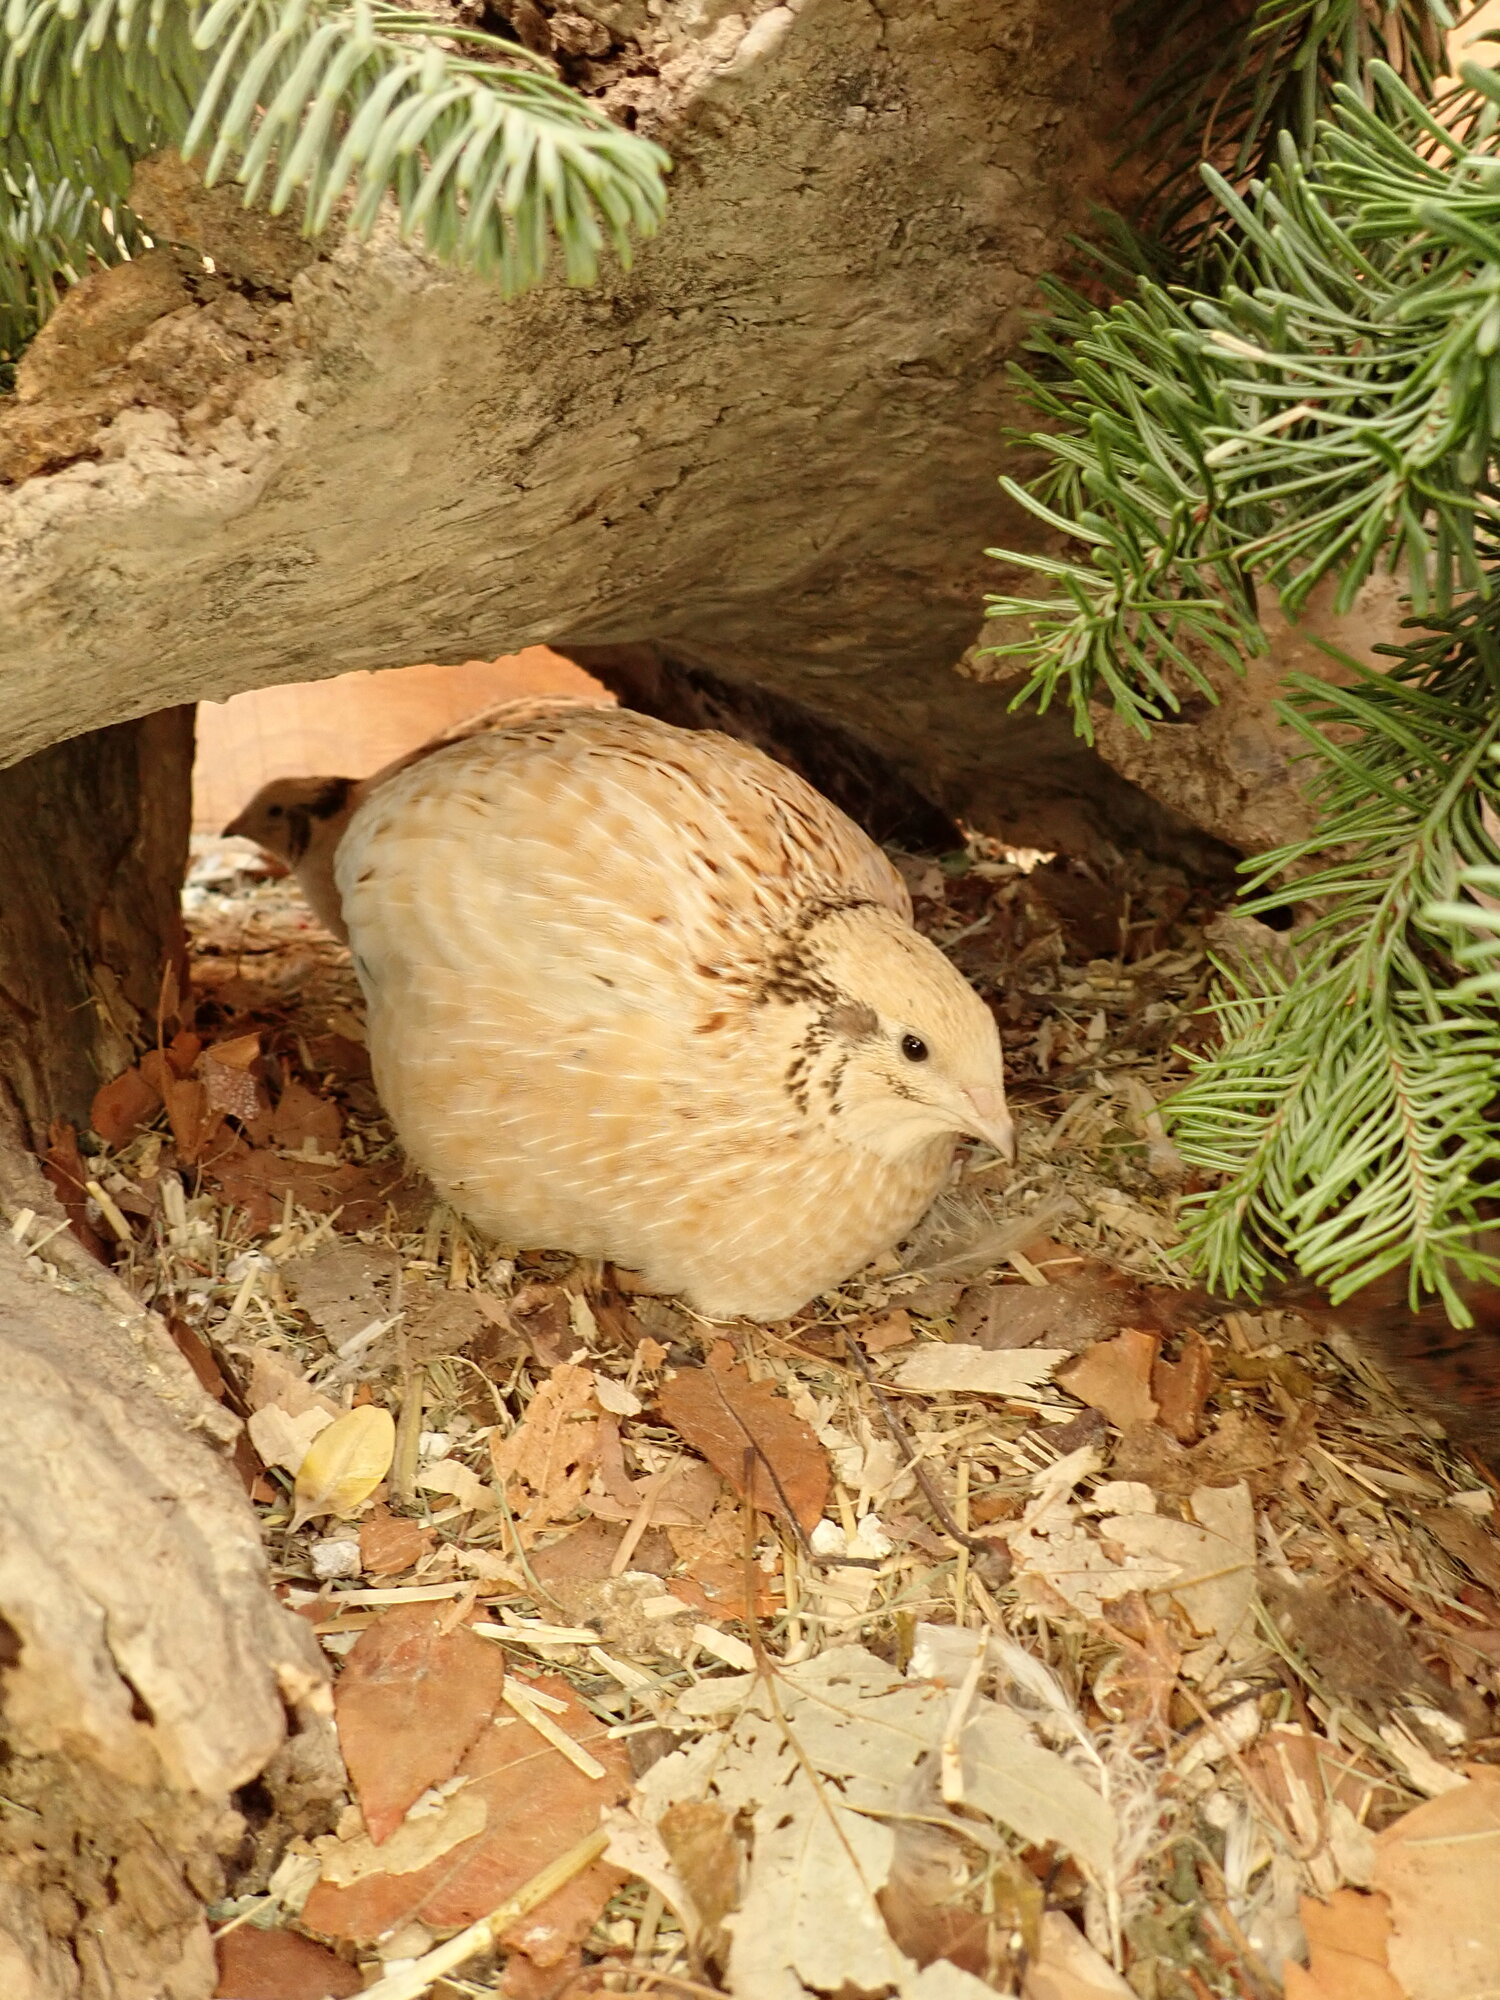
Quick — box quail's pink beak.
[964,1086,1016,1163]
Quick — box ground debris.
[82,839,1499,2000]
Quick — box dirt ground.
[44,830,1500,2000]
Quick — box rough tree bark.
[0,726,336,2000]
[0,710,193,1145]
[1074,575,1413,858]
[0,0,1235,875]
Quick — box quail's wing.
[336,710,909,1022]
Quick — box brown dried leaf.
[161,1074,222,1164]
[206,1030,261,1072]
[587,1451,722,1529]
[657,1343,830,1533]
[333,1603,508,1844]
[166,1315,227,1402]
[490,1363,602,1545]
[658,1799,743,1952]
[405,1284,499,1363]
[285,1243,398,1347]
[1101,1481,1255,1652]
[166,1028,202,1076]
[856,1310,914,1354]
[952,1282,1065,1351]
[530,1517,674,1592]
[359,1509,436,1578]
[667,1492,780,1619]
[1058,1329,1161,1430]
[1375,1770,1500,2000]
[508,1281,580,1370]
[137,1048,175,1097]
[1150,1329,1215,1444]
[203,1142,412,1232]
[271,1078,344,1153]
[1095,1593,1181,1735]
[213,1925,361,1999]
[40,1118,107,1260]
[957,1250,1199,1356]
[898,1279,966,1319]
[1111,1408,1281,1499]
[880,1822,1037,1986]
[306,1672,628,1961]
[90,1065,160,1148]
[1283,1889,1402,2000]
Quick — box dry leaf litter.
[24,832,1500,2000]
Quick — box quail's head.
[769,903,1013,1163]
[224,776,356,866]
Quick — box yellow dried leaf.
[292,1405,395,1529]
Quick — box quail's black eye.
[267,804,284,818]
[900,1033,929,1063]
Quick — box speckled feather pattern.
[222,690,612,943]
[337,708,1008,1319]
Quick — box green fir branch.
[1425,745,1500,998]
[0,155,141,355]
[985,62,1500,734]
[1428,868,1500,998]
[986,2,1500,1320]
[1120,0,1456,259]
[983,267,1263,739]
[0,0,669,345]
[1167,614,1500,1314]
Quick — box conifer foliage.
[0,0,669,356]
[988,2,1500,1315]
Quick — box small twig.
[840,1332,1008,1564]
[439,1350,572,1616]
[502,1680,607,1781]
[353,1827,610,2000]
[613,1972,728,1999]
[1192,1847,1284,2000]
[390,1353,423,1511]
[939,1639,986,1805]
[1174,1680,1311,1861]
[491,1475,572,1619]
[611,1459,674,1577]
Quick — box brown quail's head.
[223,775,356,867]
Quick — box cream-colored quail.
[336,707,1013,1320]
